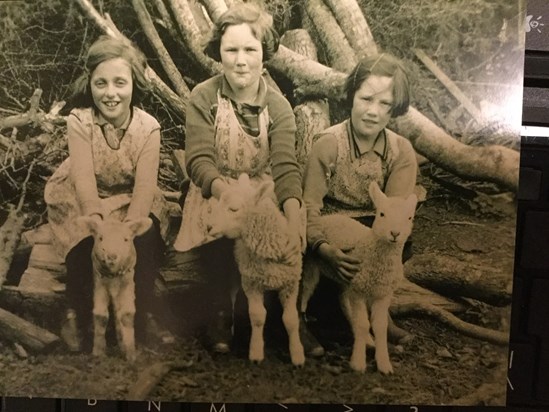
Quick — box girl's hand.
[283,198,306,253]
[317,243,361,283]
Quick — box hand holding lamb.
[301,181,417,373]
[78,216,152,362]
[208,174,305,366]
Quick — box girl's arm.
[67,112,103,218]
[126,127,160,221]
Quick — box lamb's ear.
[77,216,100,236]
[238,173,251,187]
[126,217,152,238]
[368,181,385,207]
[255,180,275,203]
[405,193,418,212]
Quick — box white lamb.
[208,173,305,366]
[78,216,152,362]
[300,181,417,374]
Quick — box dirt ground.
[0,175,515,406]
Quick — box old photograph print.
[0,0,523,406]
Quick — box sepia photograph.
[0,0,523,406]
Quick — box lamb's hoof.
[60,312,81,352]
[291,352,306,367]
[250,358,264,365]
[125,351,137,363]
[92,348,106,357]
[376,361,394,375]
[349,360,366,374]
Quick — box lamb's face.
[208,190,249,239]
[78,217,152,277]
[369,181,418,244]
[372,196,416,244]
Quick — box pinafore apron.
[173,92,272,252]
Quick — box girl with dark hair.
[173,3,303,354]
[45,36,172,352]
[301,53,418,356]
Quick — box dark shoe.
[60,309,81,352]
[205,310,233,354]
[143,312,176,346]
[388,316,413,345]
[299,313,324,358]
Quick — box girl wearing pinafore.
[44,36,172,351]
[302,54,418,356]
[45,107,169,257]
[173,3,303,354]
[174,87,272,252]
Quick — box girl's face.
[220,23,263,100]
[90,57,133,128]
[351,75,394,141]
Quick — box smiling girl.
[45,36,172,352]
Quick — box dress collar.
[220,74,268,110]
[346,119,388,159]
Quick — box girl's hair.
[204,3,279,62]
[344,53,410,117]
[66,36,149,111]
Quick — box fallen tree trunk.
[405,253,513,307]
[323,0,377,58]
[0,306,61,352]
[302,0,357,72]
[132,0,190,98]
[281,29,330,171]
[391,302,509,346]
[391,107,519,191]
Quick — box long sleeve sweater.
[184,74,302,206]
[303,121,417,250]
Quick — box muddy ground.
[0,175,515,406]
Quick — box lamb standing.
[208,173,305,366]
[78,216,152,362]
[301,181,417,373]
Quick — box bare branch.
[132,0,191,98]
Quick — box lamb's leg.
[243,285,266,363]
[370,295,393,375]
[112,275,137,362]
[92,277,109,357]
[340,293,375,348]
[279,284,305,366]
[299,257,319,313]
[344,290,370,373]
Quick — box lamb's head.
[208,173,277,240]
[78,216,152,277]
[369,181,417,244]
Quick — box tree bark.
[391,302,509,346]
[167,0,221,77]
[391,107,519,191]
[132,0,190,98]
[281,29,330,171]
[267,45,347,99]
[302,0,357,72]
[405,253,513,307]
[198,0,227,23]
[0,307,60,352]
[323,0,377,58]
